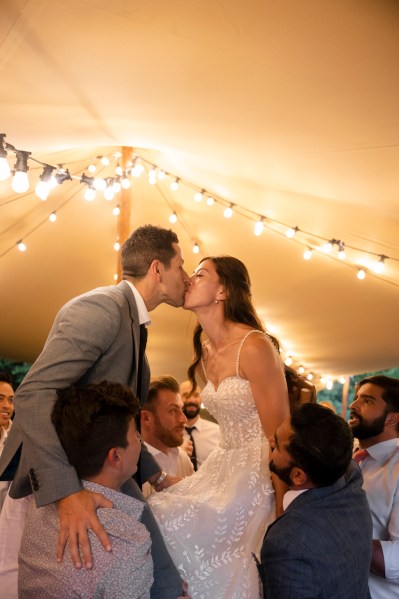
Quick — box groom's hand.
[56,489,113,569]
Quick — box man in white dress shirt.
[180,380,220,470]
[349,375,399,599]
[141,376,194,498]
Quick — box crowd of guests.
[0,223,398,598]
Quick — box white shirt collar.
[283,488,308,511]
[124,280,151,326]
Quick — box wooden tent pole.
[341,375,350,417]
[116,147,133,282]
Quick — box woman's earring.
[215,299,219,304]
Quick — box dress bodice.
[201,330,266,449]
[201,377,265,449]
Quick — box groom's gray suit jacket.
[0,280,182,599]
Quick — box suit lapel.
[117,281,141,392]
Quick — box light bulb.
[93,178,106,191]
[113,273,118,281]
[170,178,179,191]
[193,242,200,254]
[0,157,10,180]
[49,212,57,222]
[194,191,203,202]
[113,180,121,193]
[100,156,110,166]
[35,180,50,201]
[339,376,346,385]
[303,249,313,260]
[224,205,233,218]
[12,171,29,193]
[17,240,27,252]
[206,196,215,206]
[131,163,144,177]
[169,212,177,224]
[121,176,131,189]
[337,242,346,260]
[157,170,166,180]
[104,185,115,201]
[326,380,333,390]
[373,256,386,274]
[322,241,333,253]
[307,373,314,381]
[357,269,366,280]
[298,366,305,375]
[254,219,264,236]
[285,226,297,238]
[115,165,123,176]
[285,356,293,366]
[112,205,120,216]
[114,241,120,251]
[88,163,96,173]
[84,187,96,201]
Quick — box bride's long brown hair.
[187,256,280,393]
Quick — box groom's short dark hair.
[287,403,353,487]
[51,381,140,478]
[121,224,179,278]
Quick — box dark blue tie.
[136,324,148,403]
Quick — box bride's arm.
[240,335,290,514]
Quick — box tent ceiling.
[1,0,398,385]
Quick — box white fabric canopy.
[1,0,398,385]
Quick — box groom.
[0,224,189,599]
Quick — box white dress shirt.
[358,438,399,598]
[184,416,220,468]
[142,442,194,498]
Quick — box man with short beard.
[349,375,399,599]
[259,403,372,599]
[141,377,194,498]
[180,380,220,470]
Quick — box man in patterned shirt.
[18,381,153,598]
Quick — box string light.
[157,169,166,180]
[338,241,346,260]
[285,226,298,238]
[17,240,27,252]
[223,204,234,218]
[298,366,305,375]
[88,163,96,173]
[12,150,31,193]
[322,240,334,253]
[303,248,313,260]
[339,376,346,384]
[121,174,131,189]
[206,196,215,206]
[285,356,293,366]
[104,178,115,201]
[114,240,120,251]
[254,219,265,236]
[112,205,120,216]
[84,186,95,201]
[35,165,55,201]
[49,212,57,222]
[169,211,177,224]
[100,156,110,166]
[170,178,179,191]
[307,373,314,381]
[193,242,200,254]
[115,164,123,176]
[357,269,366,280]
[194,190,204,202]
[0,134,10,181]
[373,255,386,274]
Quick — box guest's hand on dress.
[156,474,182,491]
[56,489,113,569]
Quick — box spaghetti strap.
[235,330,264,376]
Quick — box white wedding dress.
[148,331,276,599]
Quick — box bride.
[148,256,289,598]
